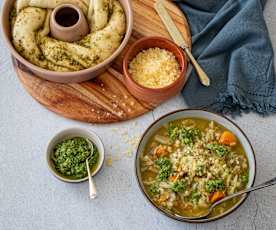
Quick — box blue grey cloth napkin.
[175,0,276,114]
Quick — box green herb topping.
[168,123,201,145]
[149,183,160,195]
[51,137,99,179]
[206,179,225,193]
[155,158,172,181]
[241,173,249,185]
[171,180,186,193]
[190,191,201,203]
[206,143,230,157]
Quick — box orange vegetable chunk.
[154,145,168,157]
[169,175,177,182]
[210,191,225,203]
[219,131,237,146]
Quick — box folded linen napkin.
[175,0,276,114]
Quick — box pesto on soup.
[51,137,99,179]
[140,118,249,218]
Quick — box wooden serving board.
[14,0,192,124]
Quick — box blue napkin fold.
[175,0,276,114]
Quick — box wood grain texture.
[14,0,192,123]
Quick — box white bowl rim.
[135,109,257,223]
[0,0,133,78]
[46,127,105,183]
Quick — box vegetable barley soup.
[140,118,249,218]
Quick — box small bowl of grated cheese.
[122,36,187,104]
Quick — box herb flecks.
[149,183,160,195]
[155,158,172,181]
[168,123,201,145]
[171,180,186,193]
[206,179,225,193]
[206,143,230,157]
[241,172,249,185]
[51,137,99,179]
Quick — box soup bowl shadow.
[135,109,256,223]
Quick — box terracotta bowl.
[123,36,187,105]
[1,0,133,83]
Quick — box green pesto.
[206,179,225,193]
[168,122,201,145]
[206,143,230,157]
[171,180,186,193]
[155,158,172,181]
[51,137,99,179]
[149,183,160,195]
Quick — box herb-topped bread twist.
[11,0,126,71]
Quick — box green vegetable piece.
[171,180,186,193]
[155,158,172,181]
[190,191,201,203]
[206,179,225,193]
[149,183,160,195]
[206,143,230,157]
[168,123,201,145]
[168,124,179,141]
[241,173,249,185]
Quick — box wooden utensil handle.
[183,47,210,87]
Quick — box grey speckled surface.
[1,1,276,229]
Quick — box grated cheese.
[129,48,180,88]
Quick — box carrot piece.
[169,175,178,182]
[209,191,225,203]
[219,131,237,146]
[154,145,168,157]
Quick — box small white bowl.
[46,128,105,183]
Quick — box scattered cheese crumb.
[125,149,133,157]
[106,157,113,166]
[113,155,122,161]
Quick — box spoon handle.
[212,177,276,208]
[182,47,210,87]
[86,159,97,199]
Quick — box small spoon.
[176,177,276,220]
[85,138,97,199]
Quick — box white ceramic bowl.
[135,109,256,223]
[46,128,105,183]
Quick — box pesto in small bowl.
[51,137,99,180]
[46,128,105,183]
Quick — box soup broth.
[140,118,249,218]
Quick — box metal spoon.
[85,138,97,199]
[176,177,276,220]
